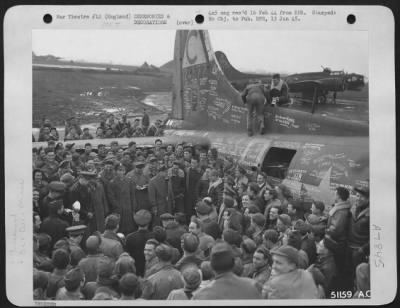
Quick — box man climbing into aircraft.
[267,74,290,107]
[241,80,268,137]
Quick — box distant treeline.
[33,66,171,78]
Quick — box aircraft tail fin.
[171,30,247,131]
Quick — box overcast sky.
[33,29,368,76]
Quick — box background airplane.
[215,51,366,105]
[286,67,366,104]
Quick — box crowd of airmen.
[32,136,370,300]
[34,109,163,142]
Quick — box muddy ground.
[33,69,172,127]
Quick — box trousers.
[246,92,266,133]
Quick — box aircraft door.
[261,147,297,185]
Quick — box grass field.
[33,69,172,127]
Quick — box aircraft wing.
[287,79,323,91]
[286,79,334,96]
[32,135,211,150]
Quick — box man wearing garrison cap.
[193,242,261,299]
[40,181,65,221]
[80,143,93,164]
[55,267,85,300]
[65,225,87,267]
[40,199,70,249]
[168,160,186,214]
[249,213,266,246]
[65,143,75,152]
[98,159,115,206]
[78,234,105,283]
[42,148,60,182]
[125,209,154,277]
[160,213,186,256]
[148,164,171,227]
[81,256,119,299]
[46,249,70,299]
[276,214,292,245]
[69,169,109,233]
[293,219,317,265]
[126,160,150,212]
[184,157,202,223]
[99,215,124,261]
[167,265,202,300]
[175,233,203,271]
[188,217,215,259]
[119,273,140,300]
[194,201,221,240]
[143,156,158,179]
[108,163,137,234]
[241,238,258,277]
[57,160,74,179]
[247,182,265,213]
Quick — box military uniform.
[88,180,109,234]
[56,287,84,300]
[126,163,150,212]
[168,164,186,213]
[98,165,115,206]
[241,83,268,136]
[126,229,155,277]
[148,173,171,227]
[262,269,319,299]
[108,175,137,234]
[146,264,184,300]
[252,264,272,289]
[185,167,202,222]
[69,172,108,232]
[65,225,87,265]
[100,230,124,261]
[266,78,290,106]
[162,218,185,255]
[43,160,60,182]
[40,195,61,221]
[207,178,224,210]
[144,256,160,278]
[40,202,70,249]
[193,271,261,299]
[78,253,104,282]
[39,181,66,220]
[196,202,221,239]
[46,268,68,299]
